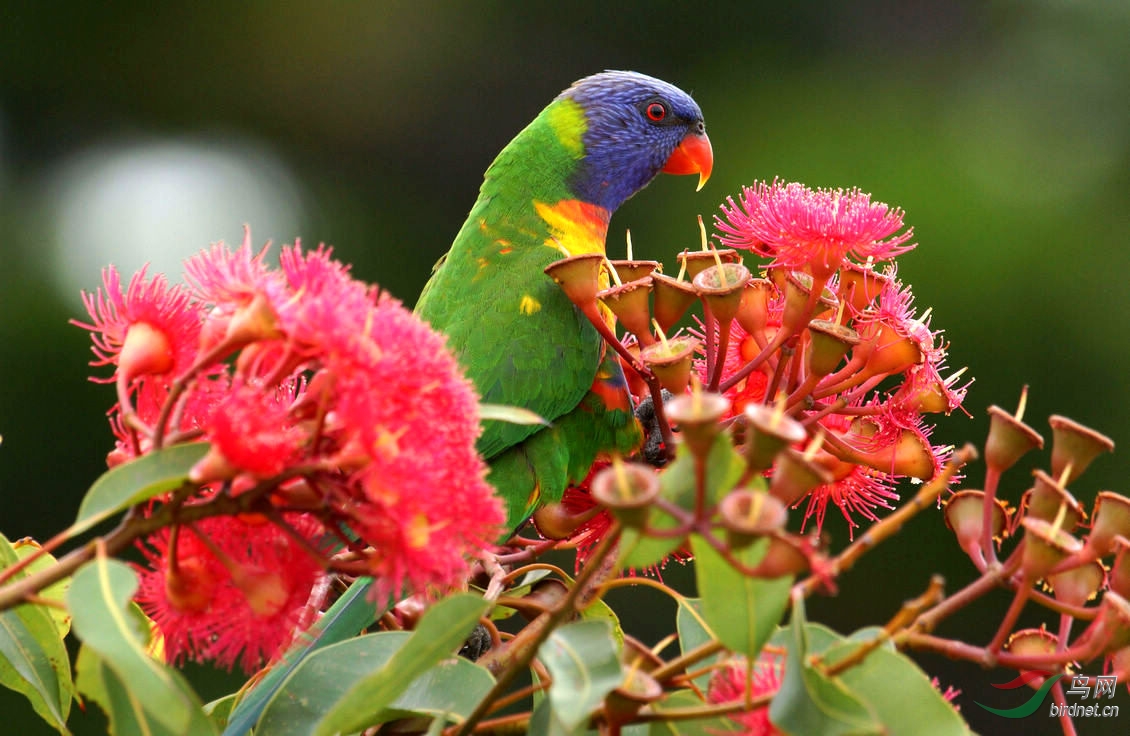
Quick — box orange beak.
[661,130,713,191]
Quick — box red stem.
[707,315,732,393]
[986,583,1031,654]
[811,352,866,394]
[718,324,793,394]
[703,303,716,386]
[1051,679,1078,736]
[152,337,241,448]
[981,464,1003,566]
[761,337,795,405]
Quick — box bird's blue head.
[559,70,713,212]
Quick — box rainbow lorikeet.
[415,71,712,535]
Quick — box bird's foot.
[634,389,673,466]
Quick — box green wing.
[485,346,643,527]
[416,197,602,461]
[415,99,643,533]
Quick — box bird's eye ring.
[645,102,667,122]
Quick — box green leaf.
[256,629,494,734]
[480,403,551,425]
[222,577,383,736]
[619,433,743,570]
[0,533,73,734]
[75,645,218,736]
[768,620,841,654]
[691,535,792,658]
[531,663,547,710]
[675,598,719,692]
[203,693,237,729]
[818,640,971,735]
[579,596,624,651]
[768,596,881,736]
[257,632,407,734]
[13,538,73,637]
[674,598,712,651]
[71,443,209,537]
[383,655,494,719]
[0,606,73,734]
[767,621,971,734]
[617,520,684,573]
[539,620,624,732]
[307,592,488,736]
[529,696,598,736]
[67,558,196,733]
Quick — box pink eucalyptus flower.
[135,514,326,674]
[708,654,785,735]
[716,179,915,279]
[74,265,203,383]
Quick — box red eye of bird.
[645,102,667,122]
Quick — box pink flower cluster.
[697,265,966,538]
[75,229,503,672]
[708,654,785,735]
[715,178,916,279]
[547,180,967,556]
[135,514,326,674]
[704,181,968,538]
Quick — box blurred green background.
[1,1,1127,733]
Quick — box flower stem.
[451,524,624,736]
[901,630,1101,671]
[703,303,716,387]
[913,552,1022,636]
[0,482,221,612]
[593,575,685,604]
[501,562,570,586]
[484,680,551,716]
[648,639,726,684]
[981,464,1003,566]
[152,337,238,449]
[707,313,733,393]
[986,583,1032,654]
[493,539,559,567]
[693,451,708,520]
[795,444,976,599]
[0,524,85,587]
[465,712,530,735]
[761,340,794,408]
[1051,679,1078,736]
[1030,588,1096,620]
[632,692,775,723]
[718,325,792,394]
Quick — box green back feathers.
[416,87,651,533]
[478,97,586,207]
[415,96,609,462]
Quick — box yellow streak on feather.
[472,256,491,282]
[546,100,586,158]
[534,200,609,257]
[519,295,541,315]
